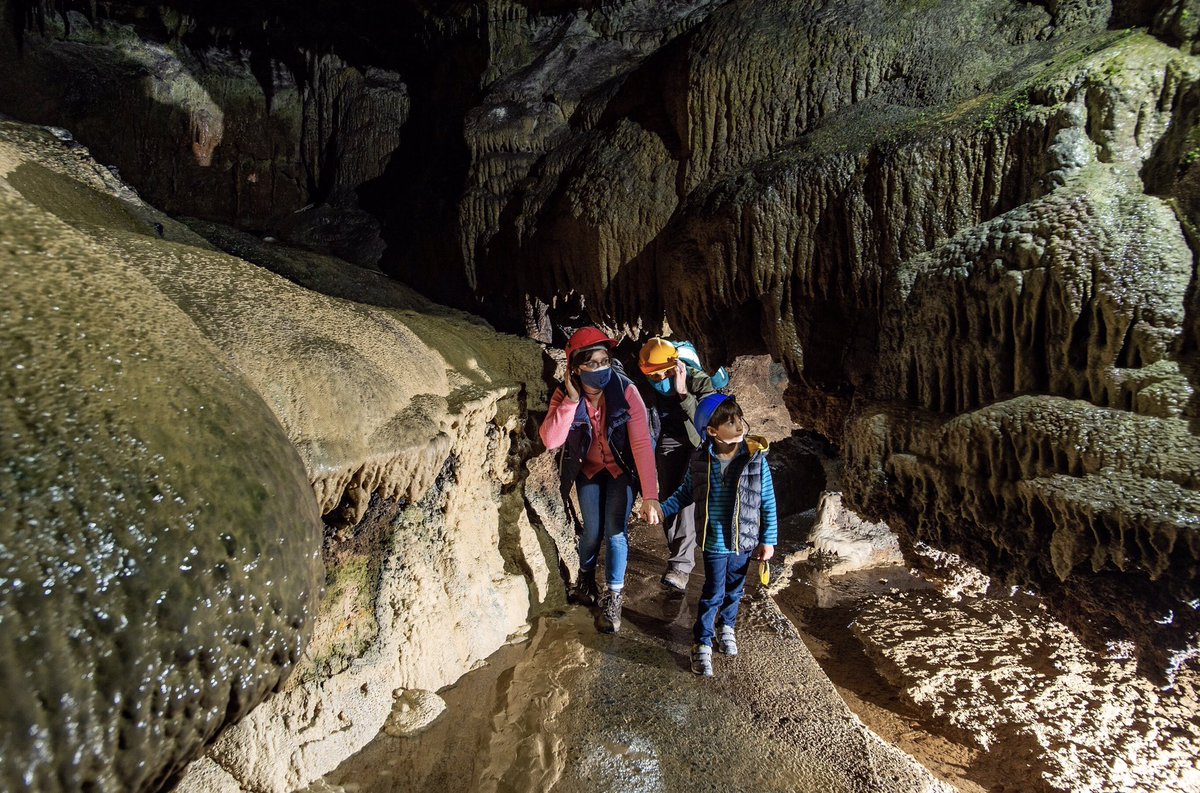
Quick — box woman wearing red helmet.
[538,327,660,633]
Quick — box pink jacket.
[539,382,659,501]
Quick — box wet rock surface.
[311,484,1199,793]
[312,523,951,793]
[0,118,556,792]
[0,121,323,792]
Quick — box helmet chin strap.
[710,419,749,447]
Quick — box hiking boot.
[691,644,713,677]
[717,624,738,656]
[596,589,623,633]
[570,569,599,607]
[660,567,688,592]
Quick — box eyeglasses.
[577,357,611,371]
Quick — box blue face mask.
[579,368,612,390]
[652,377,673,395]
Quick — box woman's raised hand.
[564,369,580,401]
[673,359,688,396]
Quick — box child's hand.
[754,544,774,561]
[640,499,663,525]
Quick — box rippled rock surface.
[0,122,323,791]
[0,115,554,792]
[2,0,1197,753]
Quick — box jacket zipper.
[733,461,742,553]
[700,455,711,554]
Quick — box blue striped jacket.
[660,436,778,554]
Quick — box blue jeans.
[575,471,634,588]
[693,550,752,646]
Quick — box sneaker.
[660,567,688,592]
[570,569,599,607]
[717,624,738,656]
[690,644,713,676]
[596,589,623,633]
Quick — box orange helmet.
[638,337,677,377]
[565,327,616,362]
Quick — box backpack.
[671,341,730,390]
[611,357,662,449]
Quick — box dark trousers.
[693,550,752,646]
[656,433,697,575]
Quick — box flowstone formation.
[0,124,323,791]
[844,161,1200,666]
[0,119,555,792]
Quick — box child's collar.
[706,435,769,456]
[707,438,745,458]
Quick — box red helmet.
[565,326,616,361]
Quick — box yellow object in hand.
[759,561,770,587]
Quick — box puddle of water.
[308,612,590,793]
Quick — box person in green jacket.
[637,337,717,592]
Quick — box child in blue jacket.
[643,394,777,676]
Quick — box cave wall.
[0,118,560,792]
[0,1,409,264]
[464,1,1200,663]
[0,122,324,791]
[1,0,1197,669]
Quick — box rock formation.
[0,119,556,792]
[467,2,1200,667]
[0,123,323,791]
[1,0,1199,786]
[0,1,410,264]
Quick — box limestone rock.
[809,492,905,575]
[0,9,407,260]
[723,354,797,442]
[842,158,1199,661]
[853,586,1200,792]
[382,689,446,737]
[0,122,322,792]
[0,118,558,793]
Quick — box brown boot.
[570,569,599,606]
[660,567,688,592]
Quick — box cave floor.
[311,521,953,793]
[308,511,1200,793]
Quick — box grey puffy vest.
[689,440,767,554]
